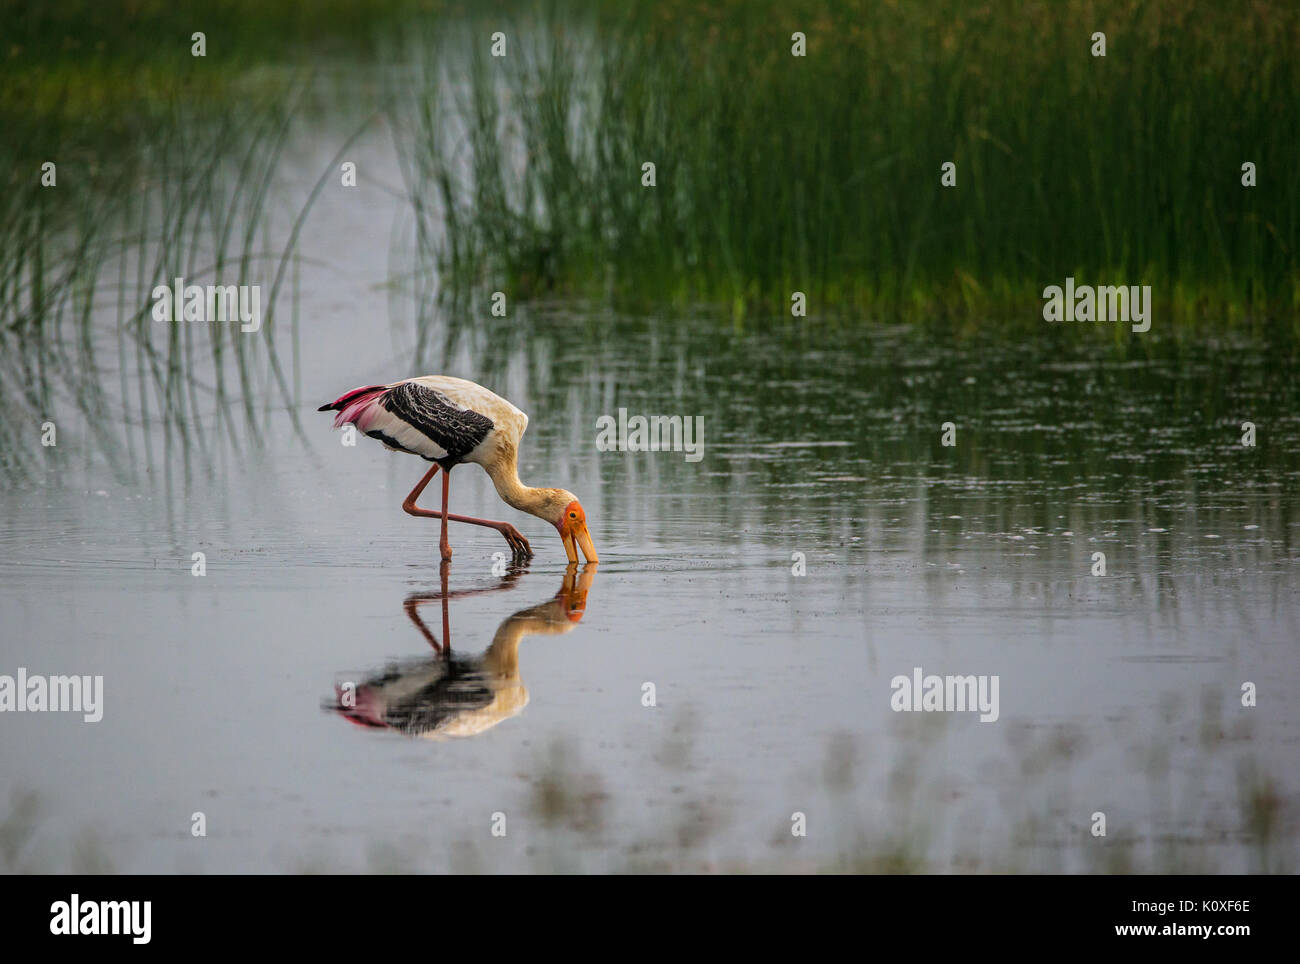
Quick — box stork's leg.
[403,590,449,655]
[439,467,452,561]
[403,463,441,510]
[441,561,451,644]
[402,464,533,558]
[402,563,495,656]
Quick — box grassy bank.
[6,0,1299,329]
[0,0,449,118]
[397,0,1300,325]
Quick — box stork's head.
[553,493,598,564]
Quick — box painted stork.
[318,376,597,563]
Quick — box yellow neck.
[485,450,559,522]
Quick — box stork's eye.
[569,512,577,519]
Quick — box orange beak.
[562,522,598,564]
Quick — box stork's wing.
[319,380,495,462]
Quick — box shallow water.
[1,127,1298,874]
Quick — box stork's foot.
[498,524,532,558]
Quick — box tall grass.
[0,89,317,482]
[396,0,1300,325]
[0,0,422,482]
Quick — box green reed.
[395,0,1300,326]
[0,88,313,482]
[0,0,445,481]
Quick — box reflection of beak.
[562,523,598,564]
[557,561,597,621]
[563,583,589,622]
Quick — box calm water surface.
[1,131,1297,873]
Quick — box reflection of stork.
[318,376,598,563]
[331,564,597,740]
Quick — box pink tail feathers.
[318,384,388,430]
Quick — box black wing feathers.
[381,381,494,463]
